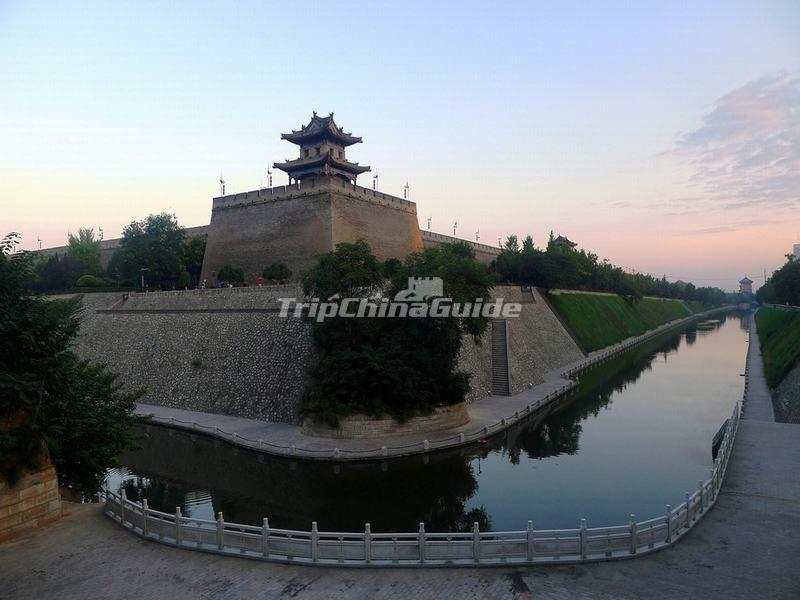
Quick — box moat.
[105,312,748,532]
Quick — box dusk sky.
[2,1,798,291]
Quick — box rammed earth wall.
[69,285,584,424]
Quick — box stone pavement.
[1,419,798,599]
[742,313,776,421]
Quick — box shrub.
[218,265,245,283]
[263,263,292,283]
[75,274,106,287]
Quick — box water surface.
[106,312,747,532]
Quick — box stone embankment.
[136,306,728,461]
[68,285,583,424]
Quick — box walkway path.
[742,313,776,421]
[136,310,717,461]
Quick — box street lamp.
[139,268,150,292]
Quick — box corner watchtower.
[273,112,371,184]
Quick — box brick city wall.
[0,465,61,542]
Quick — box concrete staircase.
[491,319,510,396]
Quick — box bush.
[75,274,107,287]
[218,265,245,283]
[263,263,292,282]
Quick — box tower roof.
[739,277,753,284]
[273,153,371,179]
[281,112,363,147]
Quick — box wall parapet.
[211,178,418,215]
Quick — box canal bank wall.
[135,305,731,462]
[67,285,583,424]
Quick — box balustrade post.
[142,499,149,537]
[175,507,183,545]
[364,523,371,564]
[262,518,270,557]
[698,480,705,511]
[472,522,480,563]
[579,519,588,559]
[664,505,672,543]
[685,492,691,527]
[120,489,127,525]
[526,521,535,562]
[418,523,426,564]
[629,515,637,555]
[216,512,224,551]
[311,522,319,562]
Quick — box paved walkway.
[135,311,714,461]
[742,313,776,421]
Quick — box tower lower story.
[200,176,424,283]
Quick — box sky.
[1,1,798,291]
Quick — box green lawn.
[754,308,800,388]
[549,293,692,352]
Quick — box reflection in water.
[108,312,747,532]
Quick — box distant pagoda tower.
[273,112,371,184]
[739,277,753,295]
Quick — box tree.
[183,235,206,286]
[262,263,292,283]
[67,228,102,277]
[108,213,185,288]
[217,265,245,284]
[758,257,800,305]
[301,241,492,424]
[0,233,141,494]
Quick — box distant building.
[793,243,800,260]
[552,235,577,249]
[739,277,753,295]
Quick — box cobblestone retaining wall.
[70,285,583,423]
[72,289,313,424]
[0,465,61,542]
[774,362,800,423]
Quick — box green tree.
[0,233,141,493]
[217,265,245,284]
[301,241,492,424]
[183,235,206,286]
[67,228,102,277]
[262,262,292,283]
[108,213,185,288]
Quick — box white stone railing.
[104,400,739,567]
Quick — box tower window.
[316,147,321,156]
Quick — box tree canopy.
[757,256,800,306]
[301,240,492,424]
[108,213,186,288]
[492,234,726,304]
[0,233,141,494]
[67,228,102,276]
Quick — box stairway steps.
[491,319,510,396]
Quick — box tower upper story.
[273,112,371,184]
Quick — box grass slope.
[754,308,800,388]
[549,293,692,352]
